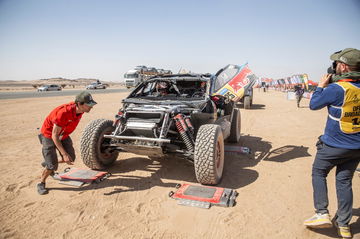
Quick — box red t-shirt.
[41,102,83,139]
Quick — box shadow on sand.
[236,103,266,110]
[299,105,309,108]
[306,227,338,238]
[307,209,360,239]
[49,135,311,195]
[351,208,360,237]
[263,145,311,162]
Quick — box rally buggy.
[80,64,256,185]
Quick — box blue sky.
[0,0,359,82]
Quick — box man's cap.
[75,91,97,107]
[330,48,360,66]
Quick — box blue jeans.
[312,139,360,226]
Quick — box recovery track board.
[169,183,238,209]
[55,168,111,187]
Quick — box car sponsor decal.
[214,64,254,101]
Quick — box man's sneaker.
[37,182,48,195]
[304,213,333,228]
[334,222,352,238]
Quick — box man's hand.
[62,153,74,165]
[318,74,332,88]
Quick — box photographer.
[304,48,360,238]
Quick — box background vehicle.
[134,65,148,73]
[157,69,165,74]
[157,69,173,75]
[146,67,158,74]
[213,64,256,109]
[82,64,256,185]
[124,69,148,88]
[124,66,171,88]
[86,81,106,90]
[37,84,62,91]
[163,69,172,74]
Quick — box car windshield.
[125,73,139,78]
[213,65,240,92]
[129,78,207,100]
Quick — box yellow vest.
[333,81,360,134]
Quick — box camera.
[327,61,337,83]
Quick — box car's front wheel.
[80,119,119,169]
[194,124,224,185]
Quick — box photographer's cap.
[75,91,97,107]
[330,48,360,66]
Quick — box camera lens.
[327,67,335,74]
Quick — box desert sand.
[0,89,359,239]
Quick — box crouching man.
[37,91,97,195]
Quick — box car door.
[212,64,257,101]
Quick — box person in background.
[37,91,97,195]
[304,48,360,239]
[261,82,266,92]
[294,84,305,107]
[154,81,170,96]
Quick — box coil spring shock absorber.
[174,114,194,151]
[184,117,194,134]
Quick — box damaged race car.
[80,64,257,185]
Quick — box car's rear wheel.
[194,124,224,185]
[228,108,241,143]
[244,96,251,109]
[80,119,119,169]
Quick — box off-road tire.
[244,95,251,109]
[194,124,224,185]
[228,108,241,143]
[80,119,119,169]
